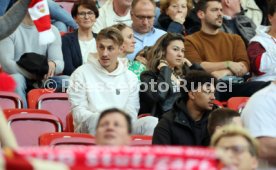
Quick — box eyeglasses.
[77,11,95,18]
[219,145,249,155]
[132,13,155,21]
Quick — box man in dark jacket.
[221,0,256,45]
[152,70,217,146]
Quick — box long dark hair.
[146,32,185,76]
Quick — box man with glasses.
[128,0,166,61]
[211,125,259,170]
[93,0,133,33]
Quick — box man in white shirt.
[92,0,132,33]
[68,27,158,135]
[127,0,166,60]
[241,81,276,168]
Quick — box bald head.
[131,0,156,9]
[131,0,156,33]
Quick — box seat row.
[3,108,152,147]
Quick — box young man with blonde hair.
[68,26,158,136]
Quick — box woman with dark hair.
[247,0,276,82]
[139,32,202,118]
[155,0,193,35]
[62,0,99,76]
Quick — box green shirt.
[128,60,146,81]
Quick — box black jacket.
[184,8,201,35]
[221,12,256,45]
[152,99,216,146]
[139,64,203,118]
[155,13,185,35]
[254,0,269,25]
[62,30,97,75]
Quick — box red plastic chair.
[0,91,22,109]
[65,112,74,132]
[37,93,71,131]
[227,97,249,112]
[213,100,226,108]
[27,89,54,109]
[3,109,53,119]
[4,109,62,146]
[39,132,95,146]
[131,135,152,146]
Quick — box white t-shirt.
[78,38,97,63]
[241,82,276,170]
[97,0,107,7]
[92,0,132,33]
[241,82,276,138]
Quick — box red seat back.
[65,112,74,132]
[39,132,95,147]
[131,135,152,146]
[6,112,62,146]
[0,92,22,109]
[227,97,249,112]
[27,89,54,109]
[4,108,52,119]
[37,93,71,131]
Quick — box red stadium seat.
[65,112,74,132]
[39,132,95,146]
[227,97,249,112]
[27,89,54,109]
[4,109,52,119]
[0,91,22,109]
[37,93,71,131]
[131,135,152,146]
[4,109,62,146]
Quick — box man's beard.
[206,18,222,30]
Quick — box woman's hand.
[183,58,192,67]
[172,13,185,24]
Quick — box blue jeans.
[47,75,70,92]
[11,74,28,108]
[48,0,78,32]
[11,74,70,108]
[0,0,15,16]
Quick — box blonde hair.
[96,27,124,46]
[211,125,259,157]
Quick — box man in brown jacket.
[184,0,269,101]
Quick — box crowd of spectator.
[0,0,276,169]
